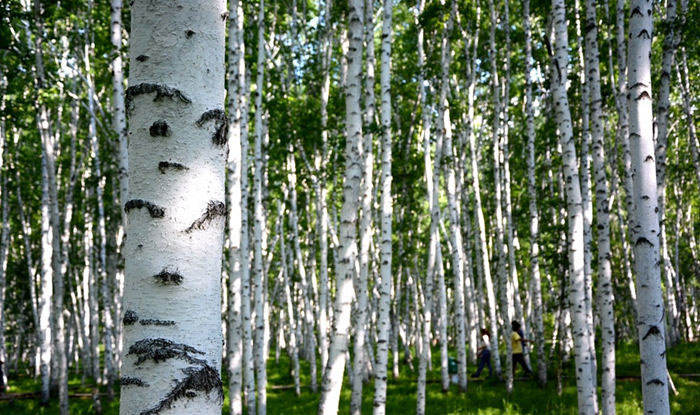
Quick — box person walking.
[511,321,533,377]
[471,328,492,378]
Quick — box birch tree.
[226,0,246,413]
[436,0,468,392]
[583,0,615,412]
[119,1,227,414]
[317,1,364,413]
[253,2,268,413]
[549,0,598,412]
[523,0,546,387]
[372,0,392,411]
[627,1,671,413]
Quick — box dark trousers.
[474,349,492,377]
[513,353,532,375]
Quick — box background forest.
[0,0,698,414]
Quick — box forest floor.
[1,341,698,414]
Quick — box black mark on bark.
[123,310,139,326]
[635,237,654,248]
[140,365,223,415]
[127,338,206,366]
[636,91,652,101]
[158,161,189,174]
[120,377,149,387]
[195,109,228,145]
[136,55,149,62]
[185,201,226,233]
[150,120,171,137]
[125,199,165,218]
[152,269,184,285]
[185,30,195,38]
[646,378,665,386]
[642,325,661,340]
[140,319,176,326]
[126,83,191,113]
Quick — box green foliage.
[2,342,699,414]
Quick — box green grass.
[2,342,698,414]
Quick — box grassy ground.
[1,341,698,414]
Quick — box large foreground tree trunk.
[120,1,227,414]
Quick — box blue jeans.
[474,349,492,377]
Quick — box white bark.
[372,0,392,411]
[488,0,511,390]
[501,0,529,368]
[351,1,376,411]
[655,0,682,345]
[110,0,128,383]
[627,1,671,413]
[416,1,433,411]
[33,0,62,404]
[583,0,615,412]
[287,148,317,393]
[437,0,467,392]
[317,0,363,412]
[39,155,53,405]
[523,0,546,387]
[549,0,598,412]
[85,21,115,391]
[226,0,245,412]
[240,71,256,415]
[253,2,267,413]
[314,0,333,376]
[120,1,227,414]
[278,201,301,396]
[574,3,596,375]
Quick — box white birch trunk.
[120,1,227,414]
[287,149,317,392]
[85,25,116,392]
[488,0,511,391]
[373,0,392,411]
[436,0,468,392]
[523,0,546,387]
[583,0,615,412]
[39,156,53,405]
[240,71,256,415]
[655,0,681,345]
[501,1,528,368]
[351,1,376,410]
[33,1,62,403]
[574,3,596,374]
[226,0,245,412]
[316,0,332,374]
[549,0,598,412]
[253,2,267,413]
[317,1,364,412]
[627,1,671,413]
[278,201,301,396]
[416,1,433,411]
[110,0,128,381]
